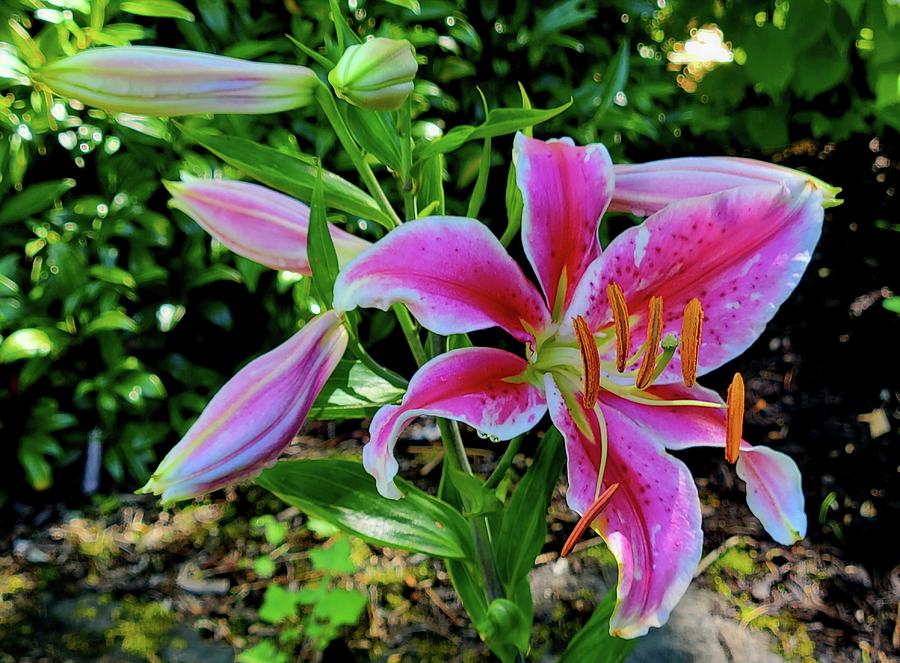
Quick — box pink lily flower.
[140,311,348,503]
[333,133,825,637]
[165,178,371,273]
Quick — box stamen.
[607,282,630,373]
[681,298,703,387]
[561,483,620,558]
[573,315,601,409]
[725,372,744,464]
[635,296,663,389]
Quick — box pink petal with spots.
[141,312,348,503]
[333,216,550,342]
[565,183,824,382]
[167,178,370,273]
[545,376,702,638]
[513,133,614,314]
[610,382,806,545]
[365,348,547,499]
[610,157,841,216]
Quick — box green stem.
[392,303,428,366]
[347,338,408,388]
[484,435,522,490]
[316,85,402,228]
[399,98,416,220]
[436,417,506,606]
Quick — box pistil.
[561,482,620,557]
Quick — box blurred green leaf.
[119,0,195,21]
[0,328,56,363]
[0,179,75,224]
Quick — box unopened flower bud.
[328,38,417,111]
[139,311,348,503]
[36,46,318,116]
[165,178,370,273]
[611,156,842,216]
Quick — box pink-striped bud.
[165,178,370,273]
[139,311,348,502]
[610,157,841,216]
[36,46,318,116]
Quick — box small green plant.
[240,534,367,660]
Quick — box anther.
[607,282,630,373]
[725,373,744,464]
[681,298,703,388]
[573,315,601,409]
[635,296,663,389]
[561,483,620,557]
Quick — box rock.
[630,586,784,663]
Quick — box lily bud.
[139,311,348,503]
[165,178,370,273]
[36,46,318,116]
[328,38,417,111]
[610,156,842,216]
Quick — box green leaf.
[558,588,635,663]
[119,0,195,21]
[344,105,403,172]
[0,328,55,363]
[595,39,630,118]
[256,459,474,559]
[307,165,339,307]
[259,585,303,624]
[310,537,357,574]
[384,0,420,13]
[309,359,405,420]
[0,179,75,224]
[179,127,393,228]
[449,469,503,517]
[88,265,137,289]
[416,153,446,215]
[415,100,572,161]
[82,310,139,336]
[238,641,289,663]
[883,296,900,314]
[495,428,565,589]
[741,25,795,95]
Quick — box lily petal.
[333,216,550,342]
[611,383,807,545]
[167,178,370,273]
[365,348,547,499]
[611,156,842,216]
[565,183,824,382]
[514,133,614,314]
[545,376,703,638]
[140,311,348,503]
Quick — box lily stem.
[392,303,428,366]
[315,85,402,228]
[484,434,522,490]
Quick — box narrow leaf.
[179,127,392,228]
[256,459,475,559]
[307,164,340,307]
[309,359,405,420]
[558,588,635,663]
[495,428,565,589]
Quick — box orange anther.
[725,373,745,464]
[681,298,703,388]
[561,483,620,558]
[573,315,601,409]
[607,282,630,373]
[635,296,663,389]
